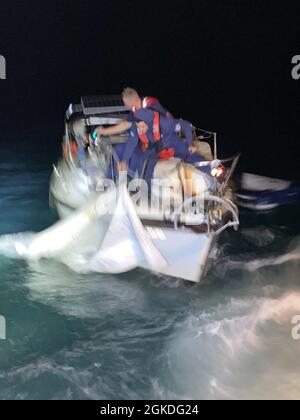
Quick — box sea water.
[0,139,299,400]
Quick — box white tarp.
[0,185,167,275]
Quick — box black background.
[0,0,299,179]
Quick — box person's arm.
[161,117,193,147]
[178,119,193,147]
[96,120,132,136]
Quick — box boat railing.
[194,127,241,187]
[172,194,240,235]
[194,127,218,160]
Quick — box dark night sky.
[0,0,299,179]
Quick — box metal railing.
[172,194,240,235]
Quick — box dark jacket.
[122,109,193,163]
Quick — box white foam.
[163,291,300,399]
[0,232,35,258]
[242,227,276,247]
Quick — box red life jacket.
[132,97,159,114]
[142,96,159,108]
[138,111,161,152]
[137,111,175,160]
[158,148,175,161]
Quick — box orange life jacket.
[132,97,159,114]
[137,111,175,160]
[158,148,175,161]
[138,111,161,152]
[142,96,159,108]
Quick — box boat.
[46,95,240,283]
[237,172,300,211]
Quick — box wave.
[160,291,300,400]
[214,235,300,275]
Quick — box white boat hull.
[142,225,213,282]
[48,156,238,283]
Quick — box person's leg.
[142,158,158,183]
[185,152,206,164]
[106,144,125,180]
[128,148,144,175]
[172,141,189,161]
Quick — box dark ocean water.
[0,141,300,400]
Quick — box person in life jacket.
[95,87,172,138]
[72,119,91,160]
[118,108,206,177]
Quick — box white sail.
[0,185,167,275]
